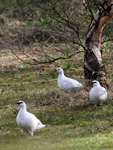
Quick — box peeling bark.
[84,2,113,90]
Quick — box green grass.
[0,51,113,150]
[0,131,113,150]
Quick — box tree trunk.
[84,3,113,90]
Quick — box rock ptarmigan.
[56,68,83,91]
[16,101,45,136]
[89,80,107,106]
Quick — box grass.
[0,50,113,150]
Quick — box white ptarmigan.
[89,80,107,106]
[16,101,45,136]
[56,68,83,91]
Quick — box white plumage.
[56,68,83,91]
[89,80,107,106]
[16,101,45,136]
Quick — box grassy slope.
[0,1,113,149]
[0,51,113,150]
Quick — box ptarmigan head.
[92,80,100,86]
[17,101,26,108]
[56,68,64,74]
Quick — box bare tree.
[1,0,113,88]
[84,0,113,89]
[2,0,85,64]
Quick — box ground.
[0,49,113,150]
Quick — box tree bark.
[84,2,113,90]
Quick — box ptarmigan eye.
[17,101,23,104]
[92,81,97,84]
